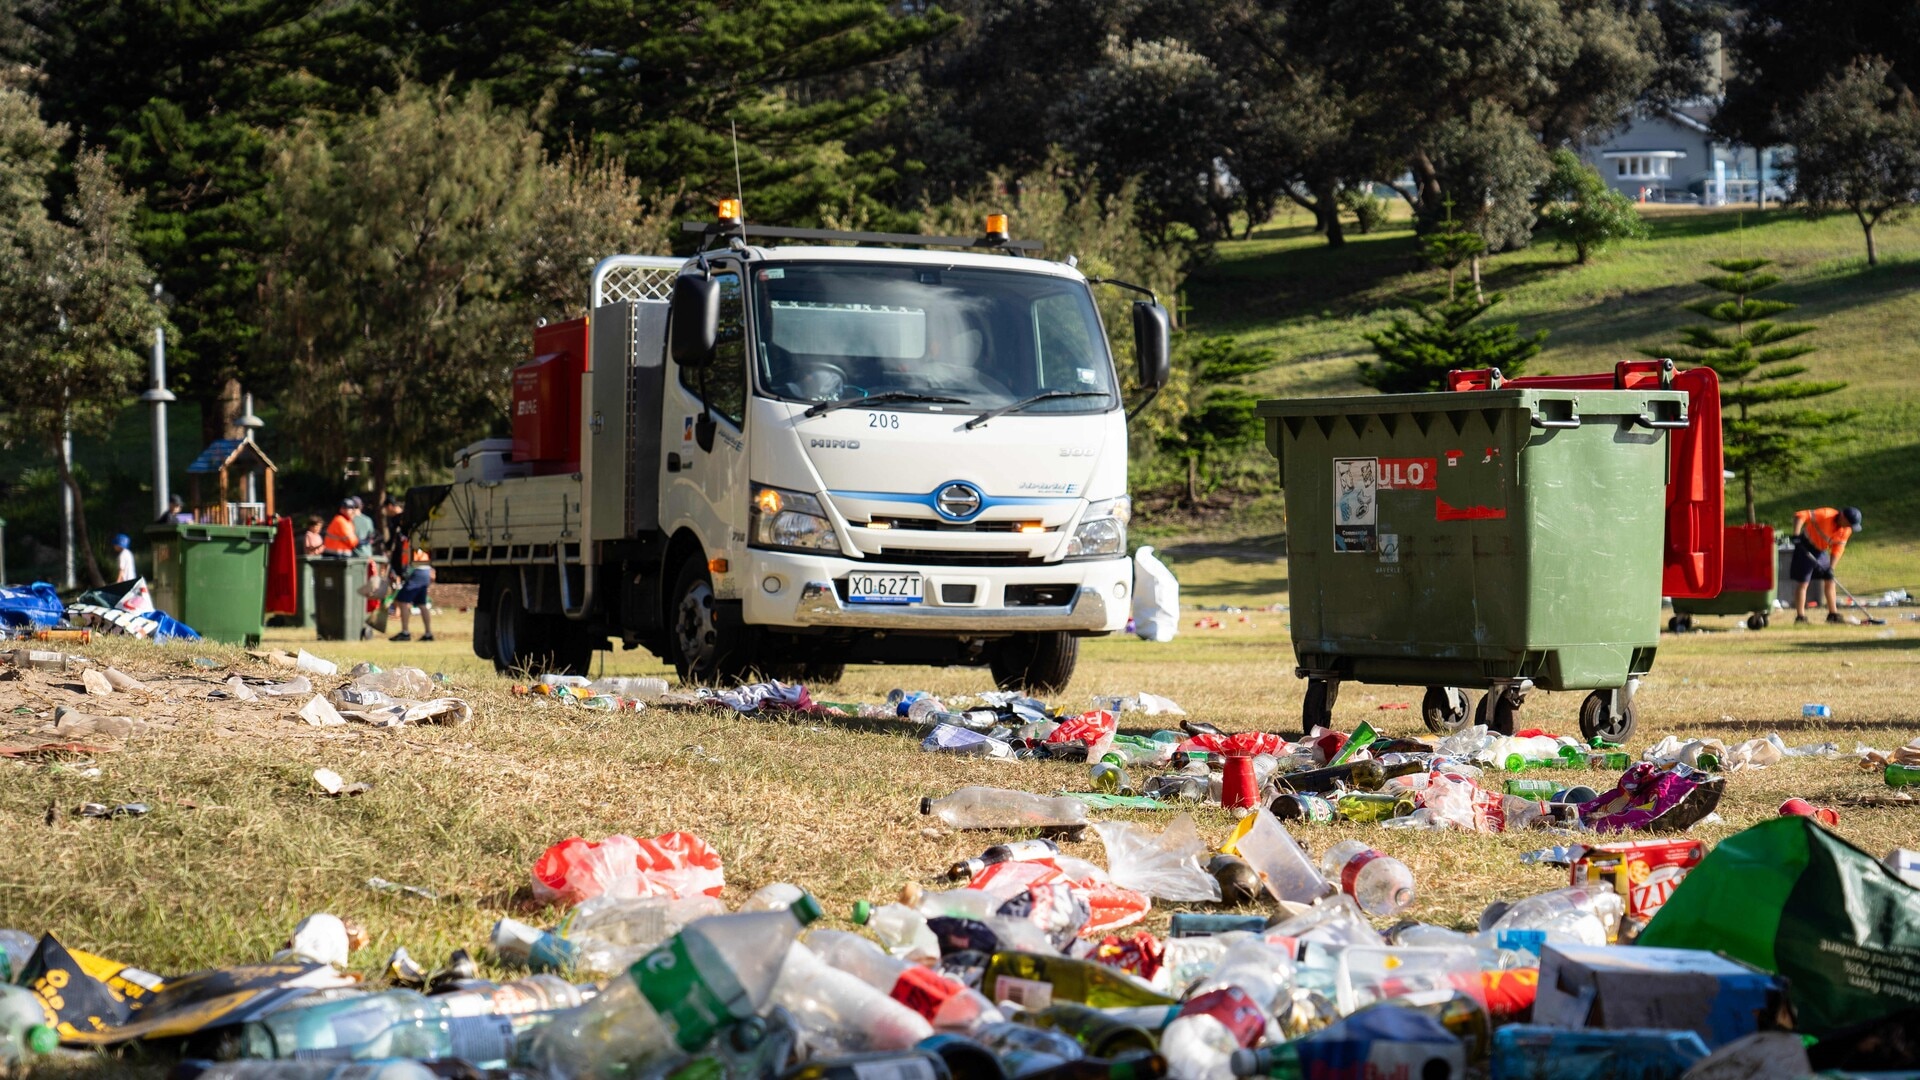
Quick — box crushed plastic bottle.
[529,894,823,1079]
[0,983,57,1065]
[921,787,1090,830]
[773,942,934,1053]
[174,1062,441,1080]
[1320,841,1415,917]
[563,894,729,974]
[237,989,522,1064]
[0,930,33,985]
[1485,885,1624,946]
[851,902,941,964]
[586,676,670,699]
[808,929,998,1031]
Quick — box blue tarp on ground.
[0,583,65,629]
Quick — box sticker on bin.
[1333,457,1378,553]
[1378,458,1436,490]
[846,572,923,604]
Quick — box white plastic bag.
[1132,545,1180,642]
[1094,813,1221,901]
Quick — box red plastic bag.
[531,831,725,906]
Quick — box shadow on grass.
[1161,533,1289,562]
[1786,636,1920,652]
[1185,231,1426,329]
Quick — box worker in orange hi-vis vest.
[1789,506,1863,624]
[321,496,362,556]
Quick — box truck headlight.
[1067,496,1130,559]
[750,484,840,553]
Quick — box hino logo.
[935,482,984,520]
[809,438,862,450]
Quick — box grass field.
[4,539,1914,999]
[1181,205,1920,591]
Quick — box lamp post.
[237,392,265,505]
[141,284,176,520]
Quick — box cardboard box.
[1534,943,1788,1049]
[1570,838,1708,923]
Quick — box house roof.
[187,437,277,475]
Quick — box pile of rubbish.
[0,578,200,642]
[4,807,1918,1080]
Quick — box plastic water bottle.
[773,943,934,1051]
[491,917,579,973]
[564,894,729,974]
[0,930,33,984]
[1485,885,1624,946]
[851,903,941,963]
[174,1062,441,1079]
[0,983,57,1066]
[920,787,1089,830]
[587,676,670,698]
[529,894,823,1079]
[1320,840,1415,916]
[807,930,997,1031]
[236,989,521,1063]
[1803,703,1832,719]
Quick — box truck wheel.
[803,661,847,686]
[546,620,600,677]
[989,632,1078,695]
[472,578,496,663]
[670,557,754,686]
[491,579,542,675]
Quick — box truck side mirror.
[1132,301,1171,390]
[670,273,720,369]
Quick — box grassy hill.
[1179,205,1920,593]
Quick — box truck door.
[660,267,749,599]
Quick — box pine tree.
[1420,198,1485,301]
[1359,295,1545,394]
[1641,258,1852,523]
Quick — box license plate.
[846,572,923,604]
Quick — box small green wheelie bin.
[145,522,276,645]
[309,555,373,641]
[1257,385,1689,742]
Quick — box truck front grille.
[865,548,1047,567]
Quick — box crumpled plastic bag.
[1094,814,1222,902]
[1717,732,1836,772]
[1641,735,1727,769]
[531,831,725,906]
[350,666,436,698]
[1047,709,1117,749]
[920,724,1012,757]
[697,681,814,713]
[1578,762,1725,833]
[337,697,473,728]
[1855,737,1920,769]
[969,857,1150,942]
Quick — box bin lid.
[146,522,278,541]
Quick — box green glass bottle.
[1332,791,1417,823]
[1503,777,1559,799]
[780,1051,951,1080]
[1020,1053,1168,1080]
[982,953,1177,1010]
[1887,763,1920,788]
[1017,1002,1160,1058]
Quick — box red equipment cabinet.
[511,318,588,475]
[1448,358,1724,601]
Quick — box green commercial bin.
[310,556,373,641]
[1258,386,1688,742]
[145,523,276,646]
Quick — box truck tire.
[669,557,755,686]
[546,620,599,677]
[990,632,1078,695]
[490,579,543,675]
[803,661,847,686]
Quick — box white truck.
[410,211,1170,691]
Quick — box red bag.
[1047,710,1118,747]
[531,831,725,906]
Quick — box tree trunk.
[1310,183,1346,247]
[1862,216,1878,267]
[1185,453,1199,508]
[56,445,106,588]
[373,450,390,505]
[1575,241,1590,265]
[1743,468,1757,527]
[1445,265,1458,302]
[1409,151,1444,225]
[1470,255,1484,303]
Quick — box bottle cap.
[788,892,823,926]
[27,1024,58,1056]
[919,796,934,815]
[851,900,872,925]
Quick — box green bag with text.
[1637,816,1920,1036]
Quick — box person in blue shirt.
[388,549,435,642]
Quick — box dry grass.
[3,540,1917,996]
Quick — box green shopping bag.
[1637,815,1920,1036]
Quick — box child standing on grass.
[389,549,435,642]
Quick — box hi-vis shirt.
[1795,507,1853,557]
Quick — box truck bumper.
[740,551,1132,634]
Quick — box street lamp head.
[140,388,177,404]
[237,391,265,431]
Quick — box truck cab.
[415,215,1170,692]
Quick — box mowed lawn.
[1183,205,1920,592]
[3,537,1915,991]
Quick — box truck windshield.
[749,262,1118,414]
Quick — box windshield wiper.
[964,390,1110,430]
[802,390,971,419]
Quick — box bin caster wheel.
[1474,691,1520,736]
[1746,613,1769,631]
[1302,678,1339,737]
[1667,615,1693,633]
[1579,690,1637,743]
[1422,686,1471,734]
